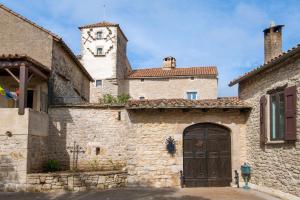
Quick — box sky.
[1,0,300,96]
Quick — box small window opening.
[96,31,102,39]
[118,111,121,121]
[139,96,145,100]
[96,80,102,87]
[141,79,144,82]
[186,92,197,100]
[96,48,103,55]
[96,147,100,155]
[190,77,194,80]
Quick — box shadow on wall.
[0,155,19,191]
[0,187,211,200]
[48,109,72,171]
[127,109,248,125]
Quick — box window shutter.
[284,86,297,141]
[260,95,267,144]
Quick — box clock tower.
[79,21,131,103]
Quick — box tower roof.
[79,21,128,41]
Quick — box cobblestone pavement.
[0,187,282,200]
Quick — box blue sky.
[1,0,300,96]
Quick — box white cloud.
[1,0,300,96]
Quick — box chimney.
[162,56,176,70]
[264,22,284,63]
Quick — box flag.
[4,89,14,99]
[16,88,20,96]
[0,86,5,96]
[10,92,18,100]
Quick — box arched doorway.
[183,123,231,187]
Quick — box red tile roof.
[127,97,250,109]
[0,4,93,81]
[79,21,119,29]
[229,44,300,86]
[79,21,128,41]
[128,67,218,78]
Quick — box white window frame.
[186,91,198,100]
[265,94,285,144]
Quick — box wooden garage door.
[183,123,231,187]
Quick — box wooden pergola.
[0,54,50,115]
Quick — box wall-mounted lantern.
[166,136,176,156]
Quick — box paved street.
[0,187,282,200]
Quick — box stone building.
[79,22,218,102]
[0,4,299,199]
[230,24,300,198]
[0,4,93,191]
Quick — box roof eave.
[128,74,218,79]
[229,44,300,87]
[126,106,251,110]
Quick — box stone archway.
[183,123,231,187]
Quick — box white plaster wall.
[128,77,218,99]
[80,27,117,79]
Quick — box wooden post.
[18,64,28,115]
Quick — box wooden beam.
[4,68,19,83]
[18,64,28,115]
[27,74,34,84]
[28,65,48,80]
[0,61,25,69]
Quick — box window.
[270,91,285,140]
[187,92,197,100]
[96,47,103,55]
[96,31,102,39]
[260,85,297,144]
[141,79,144,82]
[139,96,145,100]
[95,80,102,87]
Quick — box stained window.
[187,92,197,100]
[270,91,285,140]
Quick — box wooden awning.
[0,54,50,115]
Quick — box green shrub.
[117,94,131,104]
[99,94,131,104]
[43,159,60,172]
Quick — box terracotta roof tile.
[229,43,300,86]
[126,97,250,109]
[128,66,218,78]
[79,21,128,41]
[79,21,119,29]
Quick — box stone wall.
[51,41,90,104]
[90,79,119,103]
[27,171,127,192]
[48,106,247,188]
[239,57,300,197]
[0,108,29,191]
[127,109,247,187]
[48,106,128,171]
[0,109,48,191]
[27,110,49,173]
[128,77,218,100]
[0,6,53,68]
